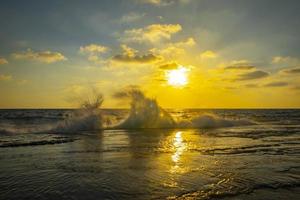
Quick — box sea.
[0,109,299,200]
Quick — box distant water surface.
[0,109,299,199]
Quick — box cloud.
[244,83,259,88]
[174,37,196,47]
[200,50,218,59]
[222,59,257,70]
[151,46,184,59]
[159,62,179,70]
[12,49,66,63]
[150,37,195,58]
[139,0,190,6]
[120,12,145,23]
[263,81,289,87]
[0,58,8,65]
[0,74,12,81]
[121,24,182,44]
[280,67,300,75]
[80,44,109,63]
[231,59,253,65]
[113,54,160,63]
[272,56,300,67]
[80,44,108,54]
[272,56,299,64]
[140,0,175,6]
[112,85,142,99]
[112,45,161,63]
[237,70,269,81]
[224,65,256,70]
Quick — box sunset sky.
[0,0,300,108]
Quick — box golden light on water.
[166,66,189,87]
[171,131,186,163]
[169,131,190,175]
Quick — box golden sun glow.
[166,66,189,87]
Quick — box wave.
[0,89,255,134]
[171,180,300,200]
[0,125,55,135]
[113,89,176,129]
[0,138,76,148]
[177,114,254,128]
[113,88,254,129]
[52,93,104,133]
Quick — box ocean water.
[0,109,299,200]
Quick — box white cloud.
[12,49,66,63]
[112,45,161,63]
[139,0,191,6]
[200,50,218,59]
[272,56,299,65]
[80,44,108,54]
[80,44,109,64]
[121,24,182,44]
[150,37,196,58]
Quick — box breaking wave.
[177,114,253,128]
[53,92,104,133]
[113,89,176,129]
[0,89,255,134]
[111,88,254,129]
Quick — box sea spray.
[0,89,254,134]
[54,93,104,133]
[112,88,254,129]
[177,113,254,128]
[113,89,176,128]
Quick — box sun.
[166,66,189,87]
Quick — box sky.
[0,0,300,108]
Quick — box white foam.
[112,89,254,129]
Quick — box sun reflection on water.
[171,131,186,163]
[169,131,189,175]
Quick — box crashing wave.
[0,89,254,134]
[53,93,104,133]
[177,113,254,128]
[111,88,254,129]
[113,89,176,129]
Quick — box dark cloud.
[112,85,144,100]
[237,70,269,81]
[159,62,179,70]
[281,67,300,74]
[244,83,259,88]
[112,53,160,63]
[264,81,289,87]
[291,86,300,90]
[224,86,237,90]
[224,65,256,70]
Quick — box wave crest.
[53,93,104,133]
[114,89,176,128]
[112,88,254,129]
[178,113,254,128]
[0,89,255,134]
